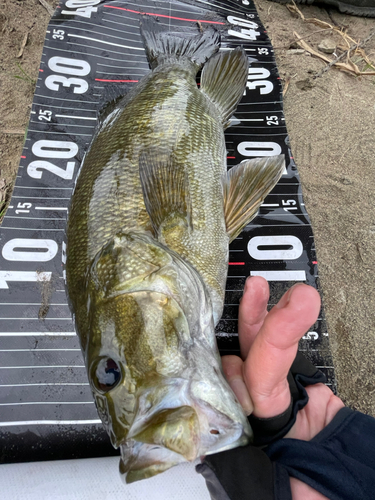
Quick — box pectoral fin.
[224,155,285,242]
[139,149,192,235]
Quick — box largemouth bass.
[66,18,285,483]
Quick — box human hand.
[221,276,344,499]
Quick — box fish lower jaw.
[119,441,188,484]
[118,420,251,483]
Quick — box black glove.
[249,351,326,446]
[196,352,326,500]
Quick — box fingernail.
[229,379,254,416]
[275,284,303,309]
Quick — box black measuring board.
[0,0,335,464]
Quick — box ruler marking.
[0,349,80,352]
[226,132,290,137]
[34,93,98,104]
[0,383,87,387]
[108,0,208,16]
[33,103,97,112]
[250,271,307,281]
[30,120,95,129]
[67,33,144,51]
[195,0,246,15]
[0,319,73,321]
[0,366,85,369]
[238,101,283,106]
[35,207,68,210]
[0,420,101,426]
[52,23,142,45]
[96,63,147,70]
[11,196,71,200]
[0,333,76,337]
[1,227,65,231]
[28,129,93,137]
[220,47,256,52]
[103,5,226,24]
[4,216,66,221]
[0,303,68,306]
[14,186,72,190]
[44,42,145,62]
[0,402,94,406]
[48,20,141,38]
[230,118,264,122]
[55,114,97,121]
[95,70,145,76]
[234,110,284,115]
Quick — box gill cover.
[87,230,213,341]
[87,230,173,299]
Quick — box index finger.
[244,283,321,418]
[238,276,269,359]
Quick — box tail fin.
[140,16,220,70]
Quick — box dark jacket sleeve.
[265,407,375,500]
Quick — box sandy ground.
[0,0,374,415]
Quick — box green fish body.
[66,20,284,483]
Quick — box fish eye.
[93,357,121,393]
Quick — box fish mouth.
[119,442,187,484]
[118,403,251,483]
[119,405,200,483]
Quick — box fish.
[65,18,285,483]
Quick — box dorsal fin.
[200,47,248,129]
[223,155,285,242]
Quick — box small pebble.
[318,39,336,54]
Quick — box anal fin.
[224,155,285,242]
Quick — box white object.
[0,456,210,500]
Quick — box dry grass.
[287,2,375,77]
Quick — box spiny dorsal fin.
[139,148,192,235]
[224,155,285,242]
[200,47,248,129]
[140,17,220,70]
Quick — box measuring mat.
[0,0,335,464]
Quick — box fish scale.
[67,62,228,324]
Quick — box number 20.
[27,161,75,180]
